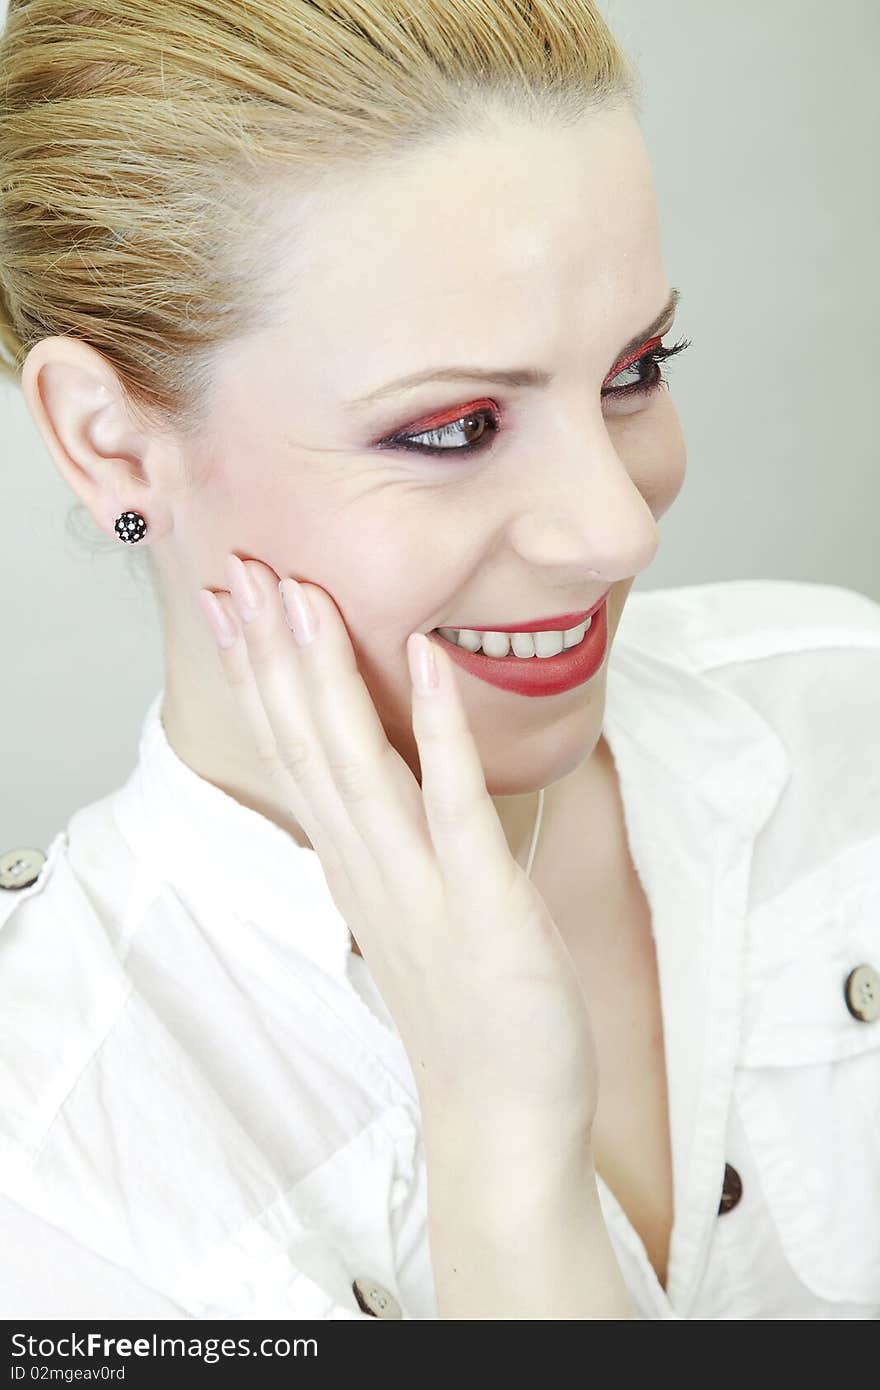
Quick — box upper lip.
[436,589,611,634]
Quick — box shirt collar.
[605,625,791,837]
[111,690,355,979]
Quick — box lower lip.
[427,598,609,697]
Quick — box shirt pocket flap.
[740,841,880,1067]
[736,844,880,1305]
[186,1105,420,1320]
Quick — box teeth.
[437,615,592,659]
[452,628,483,654]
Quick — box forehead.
[269,107,660,343]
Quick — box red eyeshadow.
[602,334,662,388]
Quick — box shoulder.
[0,842,54,920]
[0,790,141,961]
[617,579,880,672]
[0,832,69,948]
[0,826,131,1160]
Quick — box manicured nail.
[279,577,319,646]
[225,553,263,622]
[407,633,439,695]
[197,588,238,649]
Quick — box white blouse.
[1,579,879,1320]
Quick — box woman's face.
[165,104,686,799]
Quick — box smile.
[428,596,610,698]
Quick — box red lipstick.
[429,594,610,698]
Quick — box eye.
[602,335,691,401]
[376,398,502,457]
[376,335,692,457]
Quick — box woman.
[1,0,878,1320]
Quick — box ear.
[20,337,176,542]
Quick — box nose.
[505,425,660,584]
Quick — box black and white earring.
[114,511,148,544]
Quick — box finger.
[408,632,523,901]
[225,557,437,898]
[197,587,282,768]
[197,584,351,887]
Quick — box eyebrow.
[344,287,681,412]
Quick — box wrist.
[420,1101,597,1217]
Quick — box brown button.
[0,847,46,892]
[718,1162,743,1215]
[844,965,880,1023]
[352,1277,402,1319]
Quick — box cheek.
[168,450,314,587]
[616,397,687,520]
[324,541,441,684]
[323,526,437,635]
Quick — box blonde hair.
[0,0,640,572]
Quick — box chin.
[484,707,606,798]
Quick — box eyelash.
[376,335,692,457]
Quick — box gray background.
[2,0,878,851]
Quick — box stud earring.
[114,511,148,544]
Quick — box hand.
[197,556,600,1143]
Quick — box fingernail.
[197,588,238,649]
[226,553,263,622]
[407,633,439,695]
[279,577,319,646]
